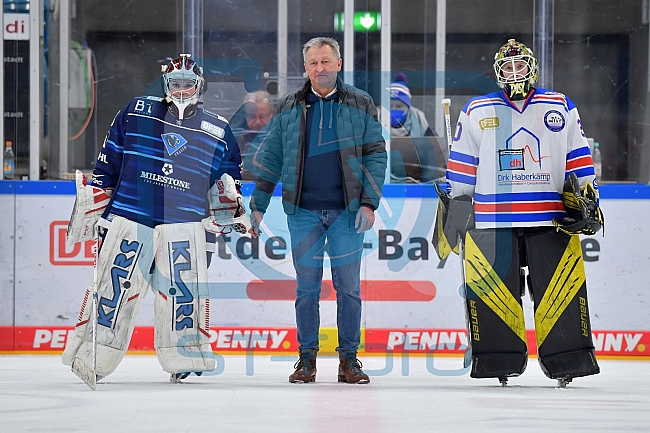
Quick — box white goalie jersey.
[446,88,598,229]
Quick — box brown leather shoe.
[338,352,370,384]
[289,349,317,383]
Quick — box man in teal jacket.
[250,37,386,384]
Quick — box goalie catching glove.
[552,172,604,236]
[66,170,112,246]
[201,173,251,235]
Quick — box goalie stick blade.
[71,357,97,391]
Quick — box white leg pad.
[62,216,157,378]
[62,283,92,366]
[153,222,215,373]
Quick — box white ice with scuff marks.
[1,355,649,432]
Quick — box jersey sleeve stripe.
[566,155,593,171]
[567,167,596,179]
[446,171,476,185]
[447,160,477,176]
[449,151,479,165]
[105,139,123,153]
[125,132,164,142]
[567,146,591,159]
[123,150,169,163]
[177,206,207,216]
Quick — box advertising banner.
[0,183,649,358]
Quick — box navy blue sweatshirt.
[300,89,345,210]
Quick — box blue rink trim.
[1,180,649,199]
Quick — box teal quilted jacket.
[251,77,387,216]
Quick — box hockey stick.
[71,223,99,390]
[440,97,476,376]
[441,98,453,155]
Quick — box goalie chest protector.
[93,97,239,227]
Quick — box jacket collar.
[297,76,348,102]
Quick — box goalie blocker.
[462,228,599,382]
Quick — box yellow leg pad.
[464,233,527,344]
[534,235,586,349]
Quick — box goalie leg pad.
[62,216,157,378]
[62,281,93,366]
[153,222,215,374]
[463,229,528,379]
[525,230,600,380]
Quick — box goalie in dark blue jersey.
[63,54,251,385]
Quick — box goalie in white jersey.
[62,54,251,386]
[434,39,603,386]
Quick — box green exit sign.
[334,11,382,32]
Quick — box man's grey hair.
[302,37,341,62]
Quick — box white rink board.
[1,189,648,333]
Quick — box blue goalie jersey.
[91,96,242,227]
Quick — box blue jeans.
[287,208,364,352]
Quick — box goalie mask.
[161,54,205,120]
[494,39,539,100]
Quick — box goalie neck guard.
[161,54,205,120]
[493,39,539,100]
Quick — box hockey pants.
[462,227,599,380]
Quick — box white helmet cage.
[161,54,205,119]
[493,39,539,99]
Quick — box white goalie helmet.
[493,39,539,100]
[161,53,205,120]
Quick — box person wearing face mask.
[389,73,434,138]
[388,73,445,183]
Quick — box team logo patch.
[162,163,174,176]
[161,133,187,156]
[498,149,525,171]
[544,110,565,132]
[479,117,500,130]
[201,121,225,139]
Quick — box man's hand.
[354,206,375,233]
[250,211,263,238]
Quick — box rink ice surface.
[1,355,649,433]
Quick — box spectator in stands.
[388,73,445,183]
[230,91,275,181]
